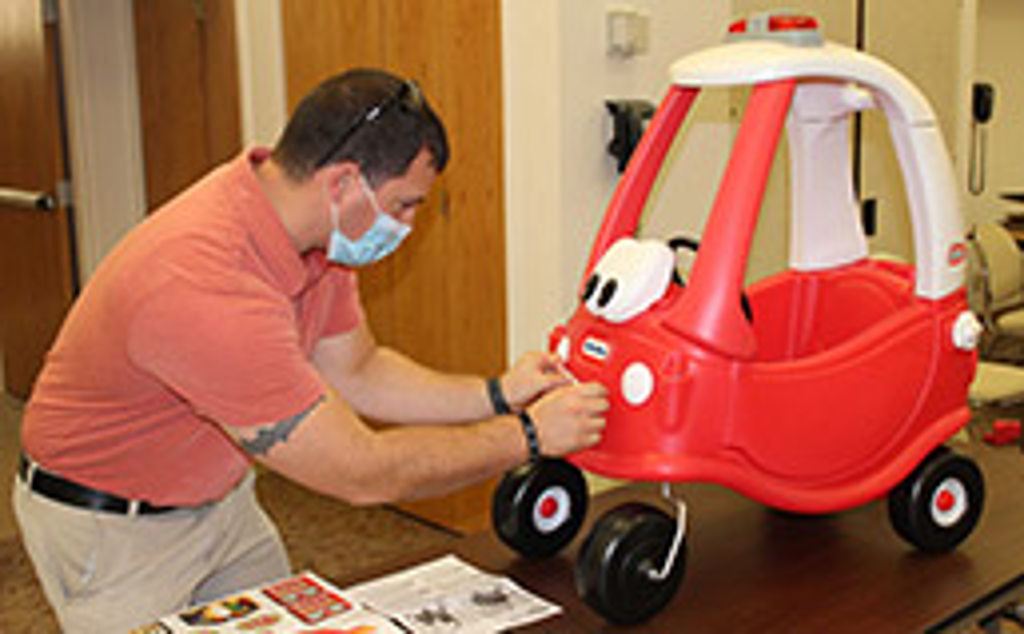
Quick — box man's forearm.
[227,389,528,506]
[325,346,493,424]
[356,416,527,502]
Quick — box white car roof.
[669,37,964,300]
[670,41,935,125]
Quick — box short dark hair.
[271,69,449,185]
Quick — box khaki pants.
[12,470,291,633]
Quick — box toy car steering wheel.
[668,235,753,322]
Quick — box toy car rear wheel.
[887,446,984,553]
[491,458,588,558]
[574,502,686,625]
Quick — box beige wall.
[502,0,733,359]
[861,0,968,260]
[967,0,1024,225]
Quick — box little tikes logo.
[948,242,968,267]
[582,337,610,361]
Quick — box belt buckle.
[19,453,39,489]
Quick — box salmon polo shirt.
[22,148,364,506]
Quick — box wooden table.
[345,440,1024,633]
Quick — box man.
[13,69,608,633]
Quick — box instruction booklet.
[132,555,561,633]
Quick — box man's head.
[271,69,449,186]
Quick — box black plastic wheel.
[491,458,588,558]
[887,446,985,553]
[574,502,687,625]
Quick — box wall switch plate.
[607,5,649,58]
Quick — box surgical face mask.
[327,175,411,267]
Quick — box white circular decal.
[621,362,655,406]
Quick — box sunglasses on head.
[315,79,423,170]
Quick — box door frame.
[59,0,147,283]
[58,0,288,284]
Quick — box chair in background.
[968,221,1024,359]
[968,361,1024,445]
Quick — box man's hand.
[526,382,609,456]
[500,351,573,411]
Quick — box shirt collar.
[233,147,329,297]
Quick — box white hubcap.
[930,477,968,528]
[532,486,571,534]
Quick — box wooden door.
[0,0,76,399]
[133,0,241,211]
[282,0,507,533]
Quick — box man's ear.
[318,161,360,199]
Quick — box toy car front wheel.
[887,446,984,553]
[574,502,687,625]
[491,458,588,558]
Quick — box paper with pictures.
[131,571,405,634]
[345,554,563,633]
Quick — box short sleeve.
[316,267,365,338]
[127,279,325,428]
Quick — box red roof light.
[728,19,747,33]
[724,12,824,46]
[768,15,819,31]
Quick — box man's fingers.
[539,351,564,370]
[551,381,604,399]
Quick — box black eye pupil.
[597,279,618,308]
[582,274,599,302]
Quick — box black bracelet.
[517,410,542,462]
[486,376,512,416]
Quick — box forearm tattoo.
[240,395,325,456]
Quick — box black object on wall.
[861,198,878,237]
[606,99,655,173]
[968,82,996,196]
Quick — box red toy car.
[493,11,983,625]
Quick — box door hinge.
[55,179,73,208]
[41,0,59,25]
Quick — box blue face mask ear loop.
[325,173,356,239]
[357,173,389,220]
[329,172,384,236]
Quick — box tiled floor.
[0,392,22,541]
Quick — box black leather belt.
[18,453,177,515]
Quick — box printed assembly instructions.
[347,555,563,633]
[135,555,561,633]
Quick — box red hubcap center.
[539,497,559,518]
[936,489,956,512]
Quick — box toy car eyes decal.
[582,275,619,309]
[582,238,675,323]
